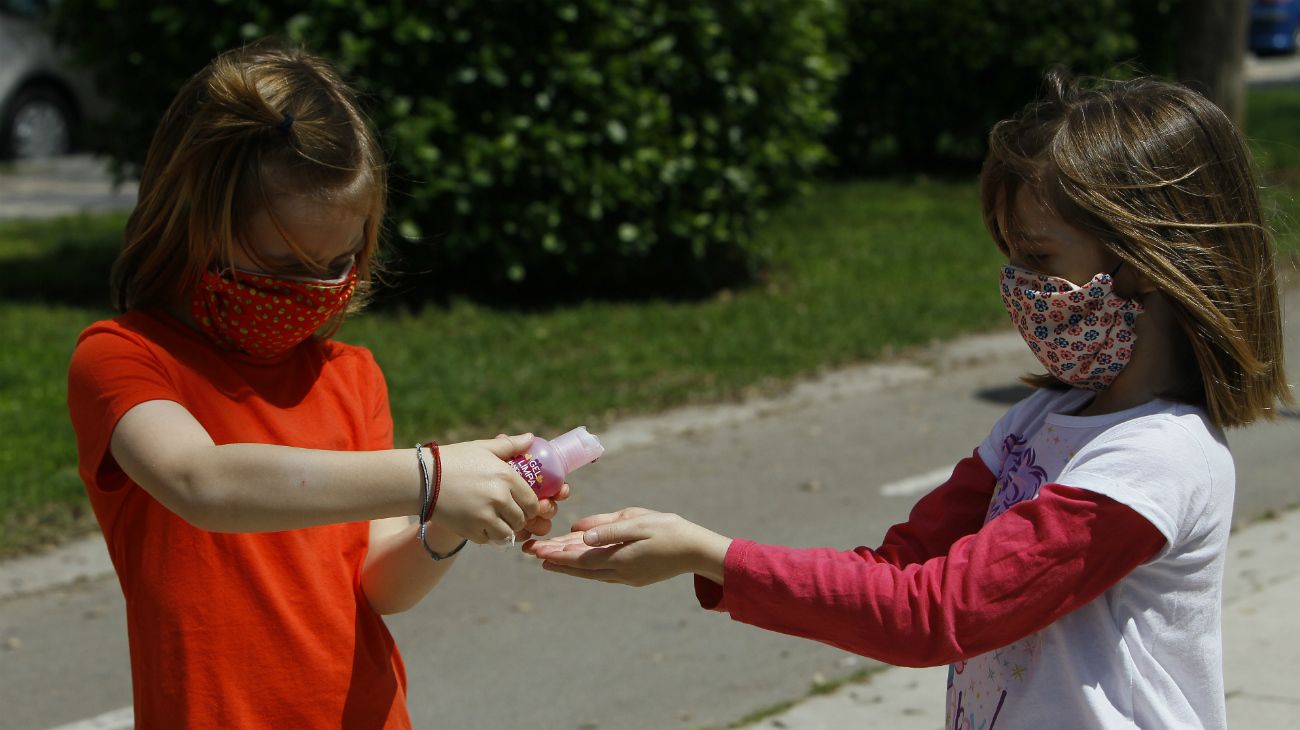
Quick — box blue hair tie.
[277,112,295,132]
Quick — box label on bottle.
[510,452,547,493]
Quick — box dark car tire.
[0,82,79,160]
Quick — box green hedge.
[827,0,1184,174]
[53,0,846,299]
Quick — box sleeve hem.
[695,538,757,612]
[1053,472,1178,556]
[87,396,183,493]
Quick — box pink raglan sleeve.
[696,448,996,613]
[871,449,999,567]
[693,482,1165,667]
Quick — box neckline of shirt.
[1045,389,1176,429]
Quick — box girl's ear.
[1113,258,1158,298]
[1133,267,1160,296]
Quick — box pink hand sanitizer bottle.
[508,426,605,499]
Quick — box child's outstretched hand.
[522,508,731,587]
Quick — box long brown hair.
[981,68,1292,428]
[112,38,387,319]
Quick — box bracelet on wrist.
[415,441,463,560]
[414,442,432,522]
[419,524,468,561]
[424,441,441,523]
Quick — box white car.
[0,0,108,159]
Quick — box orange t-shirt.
[66,308,411,730]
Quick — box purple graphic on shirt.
[986,433,1048,522]
[947,430,1050,728]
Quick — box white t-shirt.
[946,387,1233,729]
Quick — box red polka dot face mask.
[190,262,358,359]
[1000,264,1143,391]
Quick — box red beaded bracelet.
[421,441,441,523]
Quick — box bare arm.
[109,400,540,539]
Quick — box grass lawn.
[2,87,1299,558]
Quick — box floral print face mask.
[999,264,1143,391]
[190,262,358,359]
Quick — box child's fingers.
[529,541,587,561]
[537,499,559,520]
[482,518,518,544]
[534,541,596,557]
[481,432,534,459]
[554,483,572,501]
[520,505,556,536]
[570,507,649,532]
[521,533,581,555]
[528,530,586,547]
[583,514,657,547]
[523,515,552,537]
[521,538,557,557]
[495,496,529,533]
[568,512,621,532]
[541,560,622,584]
[504,471,542,520]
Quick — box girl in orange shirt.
[65,40,559,729]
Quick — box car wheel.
[0,83,77,160]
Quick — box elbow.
[859,618,971,668]
[369,598,416,617]
[361,581,423,616]
[161,465,237,533]
[170,494,225,533]
[885,649,962,669]
[885,625,988,668]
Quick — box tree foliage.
[827,0,1183,174]
[53,0,846,300]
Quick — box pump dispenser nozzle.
[549,426,604,475]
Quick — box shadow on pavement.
[973,383,1035,405]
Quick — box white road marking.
[879,467,954,497]
[46,706,133,730]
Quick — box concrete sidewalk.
[751,506,1300,729]
[0,154,136,220]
